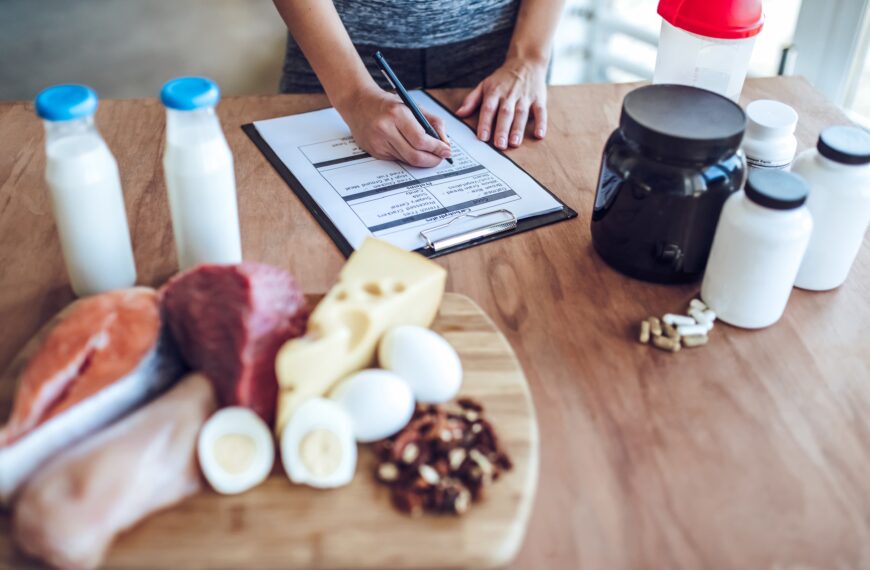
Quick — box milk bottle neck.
[43,115,98,146]
[166,106,223,146]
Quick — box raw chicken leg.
[12,373,216,570]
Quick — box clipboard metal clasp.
[420,209,518,252]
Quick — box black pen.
[373,50,453,165]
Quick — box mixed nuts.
[371,398,512,517]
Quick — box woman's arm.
[273,0,451,167]
[456,0,565,149]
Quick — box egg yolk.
[213,433,257,475]
[299,429,343,478]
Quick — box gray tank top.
[334,0,520,48]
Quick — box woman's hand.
[456,56,548,149]
[335,85,452,168]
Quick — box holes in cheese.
[339,309,371,351]
[363,282,384,297]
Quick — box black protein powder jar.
[590,84,747,283]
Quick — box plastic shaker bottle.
[653,0,764,101]
[160,77,242,271]
[35,85,137,296]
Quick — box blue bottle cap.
[160,77,220,111]
[35,84,98,121]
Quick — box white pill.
[677,324,708,336]
[689,309,714,331]
[689,299,708,312]
[702,309,717,323]
[663,313,695,326]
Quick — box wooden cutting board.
[0,293,539,570]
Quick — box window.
[551,0,870,127]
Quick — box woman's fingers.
[477,92,500,142]
[509,101,530,147]
[492,98,517,150]
[531,101,547,139]
[424,111,450,149]
[456,84,483,117]
[395,108,451,159]
[387,134,443,168]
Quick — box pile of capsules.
[638,298,717,352]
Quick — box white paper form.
[252,91,564,251]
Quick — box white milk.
[44,120,137,296]
[163,106,242,270]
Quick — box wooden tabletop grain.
[0,77,868,569]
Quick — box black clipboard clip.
[420,209,518,252]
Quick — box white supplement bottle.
[793,126,870,291]
[35,85,137,296]
[743,100,798,170]
[701,170,812,329]
[161,77,242,270]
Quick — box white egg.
[378,326,463,404]
[197,407,275,495]
[330,370,415,443]
[280,397,357,489]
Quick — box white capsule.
[663,313,695,326]
[689,299,708,312]
[702,309,717,323]
[676,323,708,337]
[689,309,714,331]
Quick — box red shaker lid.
[658,0,764,40]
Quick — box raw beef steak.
[161,263,308,423]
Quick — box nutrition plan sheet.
[252,91,564,252]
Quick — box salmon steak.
[0,287,184,503]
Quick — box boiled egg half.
[280,397,357,488]
[198,407,275,495]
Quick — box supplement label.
[746,156,791,170]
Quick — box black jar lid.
[620,84,746,162]
[817,125,870,165]
[745,169,809,210]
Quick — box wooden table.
[1,77,868,569]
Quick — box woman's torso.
[334,0,519,48]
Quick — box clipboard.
[241,92,576,259]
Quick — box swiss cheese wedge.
[275,238,446,433]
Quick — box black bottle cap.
[817,125,870,165]
[620,84,746,162]
[744,169,809,210]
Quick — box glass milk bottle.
[35,84,137,296]
[160,77,242,270]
